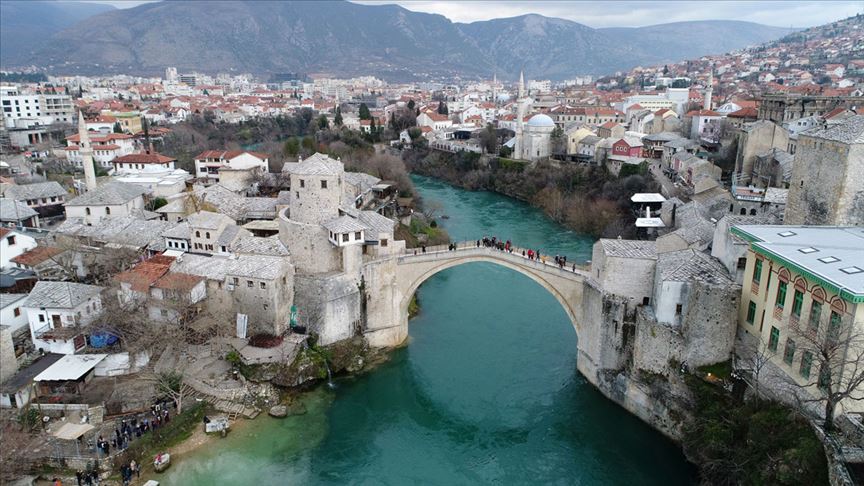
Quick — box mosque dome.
[527,113,555,128]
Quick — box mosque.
[511,70,555,162]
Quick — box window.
[775,281,787,309]
[381,238,388,247]
[342,233,349,242]
[13,307,21,317]
[321,180,327,189]
[828,311,842,344]
[247,280,253,288]
[737,257,747,270]
[85,207,91,216]
[800,351,813,379]
[783,339,796,365]
[232,277,239,285]
[809,301,822,334]
[205,232,210,239]
[260,282,266,289]
[105,207,111,215]
[196,231,200,238]
[753,259,762,284]
[355,231,361,240]
[221,246,227,252]
[746,301,756,324]
[768,326,779,352]
[299,179,305,188]
[6,235,15,246]
[791,290,803,318]
[675,304,683,316]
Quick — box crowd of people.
[98,404,171,456]
[410,236,581,274]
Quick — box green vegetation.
[408,217,450,247]
[0,72,48,83]
[618,161,649,178]
[683,377,828,486]
[408,294,420,318]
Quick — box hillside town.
[0,9,863,486]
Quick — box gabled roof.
[323,215,369,234]
[0,198,38,221]
[112,152,176,164]
[4,181,67,201]
[187,211,234,230]
[803,115,864,144]
[24,281,103,309]
[231,236,289,256]
[65,182,146,206]
[11,246,64,267]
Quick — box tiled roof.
[24,281,103,309]
[803,115,864,144]
[0,293,27,309]
[231,236,289,256]
[112,153,176,164]
[599,239,657,259]
[4,181,67,201]
[658,249,733,285]
[152,272,203,291]
[115,258,173,293]
[324,215,369,233]
[54,216,176,250]
[11,246,64,267]
[187,211,234,230]
[286,153,343,176]
[0,198,38,221]
[65,182,146,206]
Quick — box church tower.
[78,112,97,191]
[703,70,713,111]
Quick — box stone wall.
[295,273,361,346]
[0,326,17,383]
[786,137,864,226]
[279,214,342,275]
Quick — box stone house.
[0,198,40,228]
[193,150,269,184]
[23,281,104,354]
[734,120,790,185]
[187,211,250,255]
[63,182,147,225]
[3,181,67,217]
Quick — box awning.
[52,422,95,440]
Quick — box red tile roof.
[194,150,268,161]
[113,152,176,164]
[10,246,64,267]
[114,256,175,293]
[727,107,758,118]
[153,272,203,291]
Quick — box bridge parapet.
[397,241,591,280]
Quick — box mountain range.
[0,0,794,80]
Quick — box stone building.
[734,120,789,185]
[784,115,864,226]
[758,93,864,123]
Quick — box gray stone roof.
[24,281,103,309]
[4,181,66,201]
[188,211,233,230]
[658,249,733,285]
[161,221,191,240]
[763,188,788,205]
[244,198,277,219]
[643,131,683,143]
[286,153,343,176]
[55,216,177,250]
[803,115,864,144]
[323,215,369,233]
[344,171,381,192]
[171,253,289,281]
[0,198,38,221]
[357,210,396,234]
[215,224,249,246]
[599,239,657,259]
[65,182,146,206]
[0,293,27,309]
[231,236,289,256]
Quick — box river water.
[162,175,696,485]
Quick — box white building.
[0,227,37,270]
[23,281,104,354]
[1,86,74,128]
[64,132,135,169]
[194,150,269,183]
[63,181,147,225]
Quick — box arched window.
[750,208,757,215]
[195,231,200,238]
[105,207,111,215]
[777,268,791,283]
[740,208,746,215]
[85,207,91,216]
[205,232,211,239]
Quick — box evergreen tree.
[318,114,329,130]
[334,107,343,126]
[359,103,371,120]
[113,122,123,133]
[389,112,396,131]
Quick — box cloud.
[353,1,862,28]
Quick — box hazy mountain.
[0,0,116,65]
[599,20,794,64]
[2,0,794,80]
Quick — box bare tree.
[788,314,864,431]
[147,370,187,414]
[733,335,773,399]
[421,200,444,221]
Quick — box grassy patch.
[697,360,733,380]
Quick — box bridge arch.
[394,248,588,338]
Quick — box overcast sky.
[83,0,861,28]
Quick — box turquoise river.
[162,174,696,485]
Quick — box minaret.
[492,73,497,106]
[703,70,713,111]
[518,70,525,100]
[78,112,97,191]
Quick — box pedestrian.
[572,262,577,272]
[421,245,426,253]
[76,470,83,486]
[131,459,140,478]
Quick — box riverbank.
[403,148,658,239]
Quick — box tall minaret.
[703,70,714,111]
[492,73,497,105]
[518,70,525,100]
[78,112,97,191]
